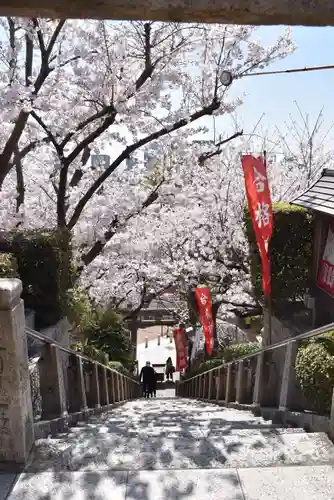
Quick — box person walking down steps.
[139,361,155,398]
[165,357,175,382]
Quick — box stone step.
[26,427,334,472]
[6,465,334,500]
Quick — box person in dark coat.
[151,368,157,397]
[139,361,155,398]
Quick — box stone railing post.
[215,369,220,401]
[116,372,121,401]
[225,364,232,403]
[68,354,87,413]
[279,341,299,410]
[0,278,34,465]
[107,371,113,403]
[216,367,225,401]
[121,375,125,401]
[112,371,117,402]
[91,363,101,408]
[195,376,199,397]
[253,351,264,406]
[202,373,206,399]
[236,360,245,404]
[39,343,67,419]
[330,390,334,440]
[99,366,109,406]
[208,371,213,401]
[198,375,201,398]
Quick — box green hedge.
[79,309,133,366]
[185,342,260,378]
[0,253,19,278]
[0,230,72,327]
[244,203,313,304]
[223,342,261,362]
[295,331,334,414]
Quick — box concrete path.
[2,397,334,499]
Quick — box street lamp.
[220,70,233,87]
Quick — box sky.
[213,26,334,144]
[109,25,334,163]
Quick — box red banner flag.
[241,154,273,296]
[194,287,214,355]
[317,222,334,296]
[173,328,188,371]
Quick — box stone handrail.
[0,278,140,467]
[177,321,334,437]
[25,326,141,436]
[26,326,137,381]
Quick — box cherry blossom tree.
[0,18,296,316]
[82,138,261,320]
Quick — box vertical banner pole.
[241,151,273,346]
[263,150,272,346]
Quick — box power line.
[241,64,334,79]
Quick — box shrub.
[295,331,334,414]
[244,203,313,304]
[71,338,109,364]
[0,230,72,327]
[0,253,19,278]
[185,342,260,379]
[222,342,261,362]
[80,309,133,366]
[67,286,95,332]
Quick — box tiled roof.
[291,169,334,216]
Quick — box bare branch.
[30,111,63,159]
[0,21,66,187]
[14,148,24,213]
[32,18,46,54]
[7,18,17,85]
[78,176,165,270]
[45,20,66,58]
[198,130,243,164]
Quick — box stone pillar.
[120,375,125,401]
[111,371,117,402]
[68,355,87,412]
[279,341,299,410]
[108,371,114,403]
[0,278,34,465]
[253,351,264,406]
[215,369,220,401]
[39,343,67,419]
[225,364,232,402]
[100,367,109,406]
[202,373,206,399]
[208,371,213,401]
[117,372,122,401]
[194,376,198,397]
[216,367,225,401]
[236,360,245,404]
[330,389,334,440]
[91,363,101,408]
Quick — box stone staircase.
[2,396,334,499]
